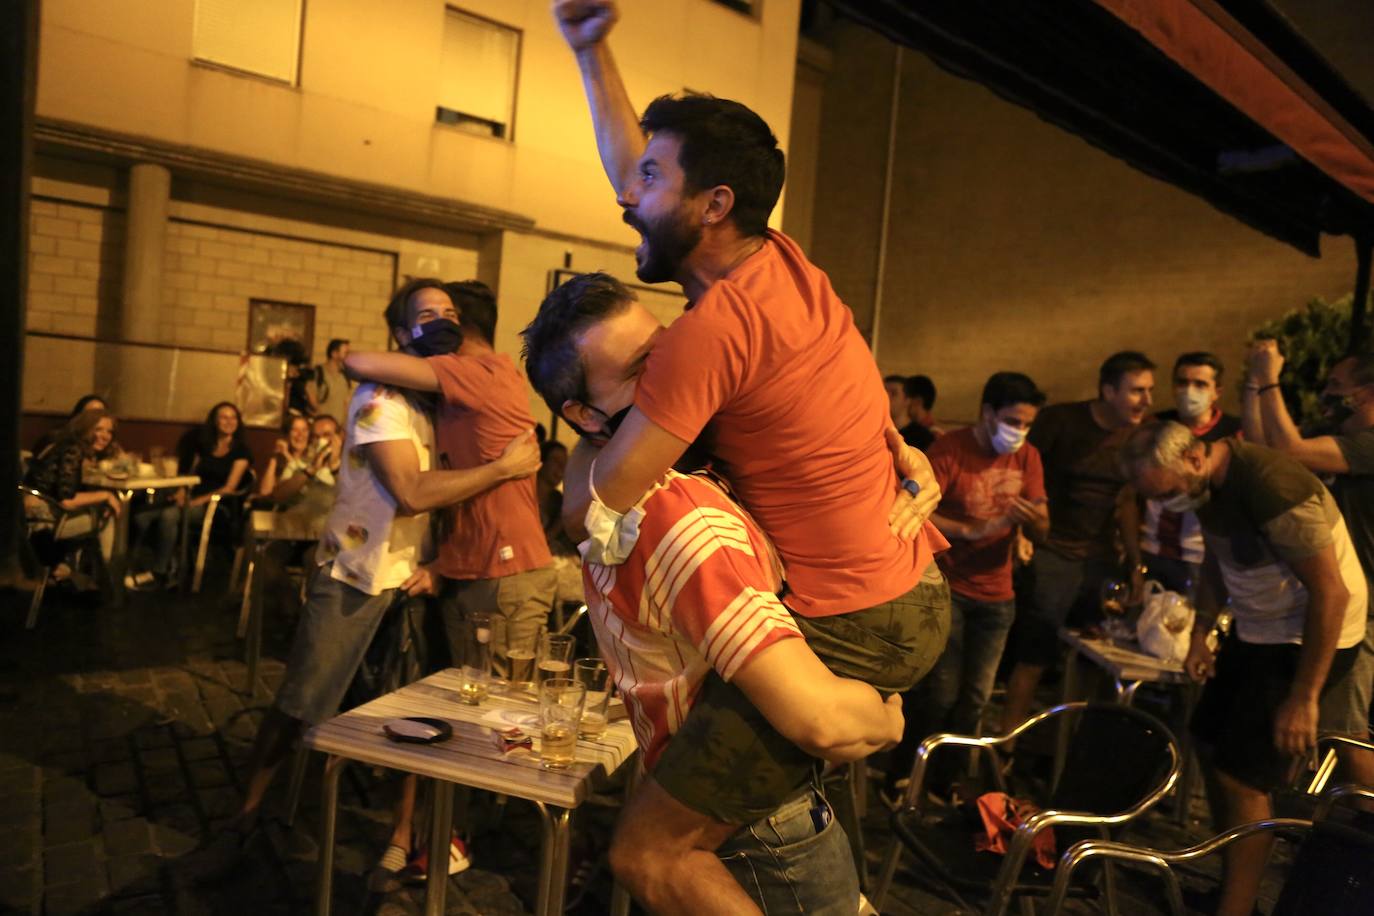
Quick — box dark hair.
[266,337,308,367]
[521,272,636,416]
[1173,351,1224,385]
[1344,352,1374,387]
[445,280,498,344]
[981,372,1047,411]
[640,92,785,238]
[198,401,247,456]
[1099,351,1155,392]
[540,440,568,462]
[69,394,108,416]
[326,338,349,359]
[903,374,937,410]
[312,413,339,430]
[883,374,906,387]
[384,277,449,332]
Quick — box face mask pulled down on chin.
[407,318,463,358]
[1160,478,1211,514]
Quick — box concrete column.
[120,162,170,341]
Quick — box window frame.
[436,5,523,144]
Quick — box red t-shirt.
[928,427,1046,603]
[428,350,551,580]
[635,229,943,617]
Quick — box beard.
[626,206,701,284]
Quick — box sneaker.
[399,835,470,883]
[124,570,158,592]
[368,843,410,894]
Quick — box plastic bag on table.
[1136,580,1194,663]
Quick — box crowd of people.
[19,1,1374,914]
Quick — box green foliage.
[1250,294,1354,430]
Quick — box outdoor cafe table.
[305,668,639,916]
[82,470,200,603]
[1056,627,1198,824]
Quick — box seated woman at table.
[23,409,122,578]
[257,413,341,520]
[139,401,254,584]
[29,393,122,458]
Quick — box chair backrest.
[1048,703,1178,815]
[1272,812,1374,915]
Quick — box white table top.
[305,668,638,809]
[1060,628,1188,685]
[84,472,201,491]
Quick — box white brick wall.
[161,221,397,360]
[26,199,123,337]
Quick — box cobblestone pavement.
[0,567,1289,916]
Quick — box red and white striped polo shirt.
[581,469,803,770]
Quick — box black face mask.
[408,319,463,358]
[566,404,632,444]
[1321,392,1356,427]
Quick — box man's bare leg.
[1209,768,1273,916]
[389,774,418,853]
[235,706,303,822]
[608,777,761,916]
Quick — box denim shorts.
[653,564,952,823]
[274,563,402,724]
[718,788,858,915]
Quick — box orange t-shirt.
[428,350,551,581]
[635,230,944,617]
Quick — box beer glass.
[537,633,575,687]
[574,658,611,739]
[456,611,491,705]
[538,678,585,769]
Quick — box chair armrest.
[1044,819,1312,916]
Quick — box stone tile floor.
[0,564,1294,915]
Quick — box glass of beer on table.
[537,633,575,687]
[538,678,585,769]
[456,611,491,705]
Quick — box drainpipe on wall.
[869,44,902,358]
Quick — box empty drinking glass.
[537,633,575,687]
[574,658,611,739]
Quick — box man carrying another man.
[524,273,907,913]
[550,2,947,910]
[1121,421,1367,916]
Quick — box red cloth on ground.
[974,791,1057,870]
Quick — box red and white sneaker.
[400,834,471,883]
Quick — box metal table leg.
[107,490,134,606]
[177,487,192,591]
[314,754,345,916]
[244,543,266,691]
[533,802,574,916]
[425,781,455,916]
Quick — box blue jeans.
[718,788,858,915]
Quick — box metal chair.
[190,478,255,593]
[872,701,1182,916]
[17,484,114,628]
[1045,785,1374,916]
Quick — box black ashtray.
[382,717,453,744]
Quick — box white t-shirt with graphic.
[316,383,435,596]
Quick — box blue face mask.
[408,319,463,357]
